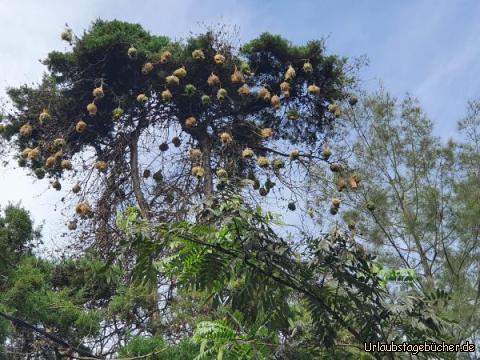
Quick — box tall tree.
[306,89,480,349]
[0,20,351,254]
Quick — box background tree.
[306,89,480,356]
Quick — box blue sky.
[1,0,479,245]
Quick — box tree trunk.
[199,135,214,197]
[128,135,162,334]
[129,138,150,220]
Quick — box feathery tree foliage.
[306,89,480,357]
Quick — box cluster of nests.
[41,37,364,229]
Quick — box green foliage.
[117,194,447,358]
[119,336,198,359]
[192,318,271,360]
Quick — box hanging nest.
[207,73,220,87]
[287,109,300,120]
[330,162,343,173]
[192,49,205,61]
[67,221,77,231]
[95,160,108,172]
[127,46,137,58]
[112,107,124,120]
[308,84,321,95]
[349,176,358,190]
[231,67,244,83]
[184,84,196,95]
[160,51,172,63]
[217,88,228,100]
[336,177,347,192]
[190,148,202,160]
[52,180,61,191]
[216,168,228,179]
[259,187,268,196]
[27,148,41,160]
[214,53,225,65]
[238,84,250,96]
[271,95,281,109]
[72,183,81,194]
[303,62,313,73]
[280,81,290,95]
[260,128,273,139]
[201,95,211,105]
[172,137,181,147]
[258,87,271,101]
[45,156,56,168]
[142,62,154,75]
[92,86,104,99]
[61,159,72,170]
[153,170,163,183]
[34,168,45,179]
[328,103,342,117]
[219,132,233,144]
[54,150,64,160]
[75,202,92,218]
[191,166,205,178]
[349,173,361,190]
[162,89,173,101]
[242,148,254,158]
[39,109,50,124]
[137,93,149,104]
[288,202,296,211]
[289,149,300,160]
[21,148,32,158]
[272,159,285,169]
[331,198,341,208]
[61,29,72,42]
[86,103,97,116]
[143,169,151,178]
[54,138,66,147]
[257,156,269,168]
[165,75,180,86]
[159,143,169,152]
[185,116,197,128]
[173,66,187,79]
[321,145,332,159]
[349,95,358,106]
[240,62,251,74]
[285,65,296,81]
[75,120,87,133]
[19,124,33,137]
[366,201,376,211]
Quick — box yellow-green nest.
[257,156,269,168]
[87,103,97,116]
[173,66,187,79]
[185,116,197,128]
[242,148,254,158]
[219,132,233,144]
[92,86,104,99]
[191,166,205,178]
[214,53,225,65]
[76,120,87,133]
[19,124,33,137]
[95,160,108,172]
[192,49,205,61]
